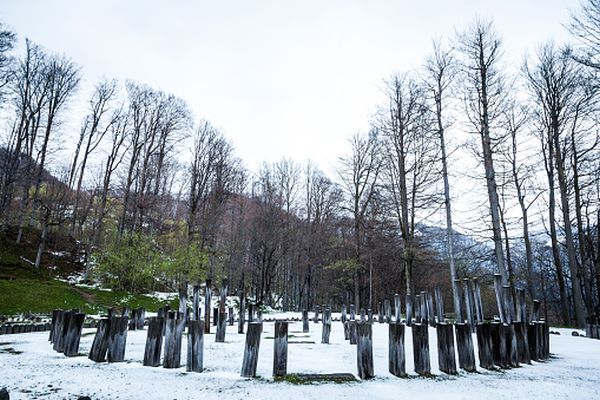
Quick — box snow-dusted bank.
[0,317,599,400]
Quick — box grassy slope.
[0,227,177,316]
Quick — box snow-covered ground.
[0,316,599,400]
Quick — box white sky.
[0,0,575,176]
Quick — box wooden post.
[216,279,228,342]
[302,310,309,333]
[389,323,406,377]
[238,294,246,334]
[419,292,428,325]
[89,318,111,362]
[228,307,234,326]
[107,316,128,363]
[517,289,527,323]
[356,322,374,379]
[349,320,358,345]
[472,278,484,324]
[128,309,138,330]
[411,323,430,376]
[491,322,509,368]
[51,310,64,348]
[453,279,463,323]
[360,308,366,322]
[64,313,85,357]
[273,321,288,377]
[349,303,356,320]
[527,323,539,361]
[342,304,349,340]
[502,286,514,324]
[463,279,475,330]
[187,320,205,372]
[507,323,520,367]
[405,294,413,326]
[193,285,201,321]
[455,323,476,372]
[378,302,384,323]
[322,308,332,344]
[384,299,392,323]
[426,292,435,327]
[493,274,506,323]
[143,317,164,367]
[52,310,69,352]
[241,322,262,378]
[49,309,59,343]
[436,323,457,374]
[163,312,185,368]
[204,279,212,333]
[514,321,531,364]
[434,287,444,324]
[213,308,218,326]
[476,323,495,370]
[394,294,401,323]
[367,308,374,323]
[314,305,320,324]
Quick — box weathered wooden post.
[406,294,413,326]
[349,320,358,345]
[342,304,349,340]
[49,309,59,343]
[238,293,246,334]
[107,316,128,363]
[412,323,430,376]
[89,318,111,362]
[491,322,509,368]
[50,310,63,347]
[313,306,320,324]
[137,308,145,330]
[476,323,495,370]
[128,309,138,330]
[216,279,228,343]
[378,302,384,323]
[241,322,262,378]
[52,310,68,352]
[187,319,205,372]
[360,308,366,322]
[302,310,309,333]
[64,313,85,357]
[472,278,484,324]
[463,279,475,330]
[367,308,374,323]
[389,323,406,377]
[349,303,356,320]
[143,317,164,367]
[384,299,392,323]
[434,288,444,324]
[247,303,254,323]
[493,274,506,323]
[273,320,288,377]
[204,279,212,333]
[322,308,332,344]
[356,321,374,379]
[426,292,435,327]
[419,292,428,325]
[163,312,185,368]
[191,285,200,322]
[455,323,476,372]
[228,307,234,326]
[213,308,218,326]
[394,294,401,323]
[453,279,463,323]
[415,294,422,323]
[437,323,457,374]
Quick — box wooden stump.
[455,323,476,372]
[193,285,201,321]
[384,300,392,324]
[64,313,85,357]
[204,279,212,333]
[434,288,445,324]
[213,308,218,326]
[367,308,374,323]
[49,309,59,343]
[394,293,401,323]
[136,308,145,330]
[472,278,484,324]
[506,323,520,367]
[436,323,457,374]
[238,295,245,334]
[107,316,128,363]
[314,306,320,324]
[405,295,413,327]
[128,309,138,330]
[187,320,205,372]
[241,322,263,378]
[273,321,288,377]
[163,313,185,368]
[89,318,111,362]
[143,317,164,367]
[388,323,406,378]
[349,320,358,345]
[228,307,234,326]
[490,322,509,368]
[378,302,384,323]
[356,322,374,379]
[476,323,495,370]
[411,323,431,376]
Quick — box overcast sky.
[1,0,575,177]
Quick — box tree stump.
[356,322,374,379]
[455,323,476,372]
[241,322,262,378]
[436,323,457,374]
[388,323,406,378]
[273,321,288,377]
[107,316,128,363]
[187,320,205,372]
[411,323,430,376]
[143,317,164,367]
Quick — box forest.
[0,1,599,328]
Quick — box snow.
[1,316,599,400]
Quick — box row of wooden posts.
[46,275,551,380]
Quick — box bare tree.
[457,19,509,285]
[569,0,600,69]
